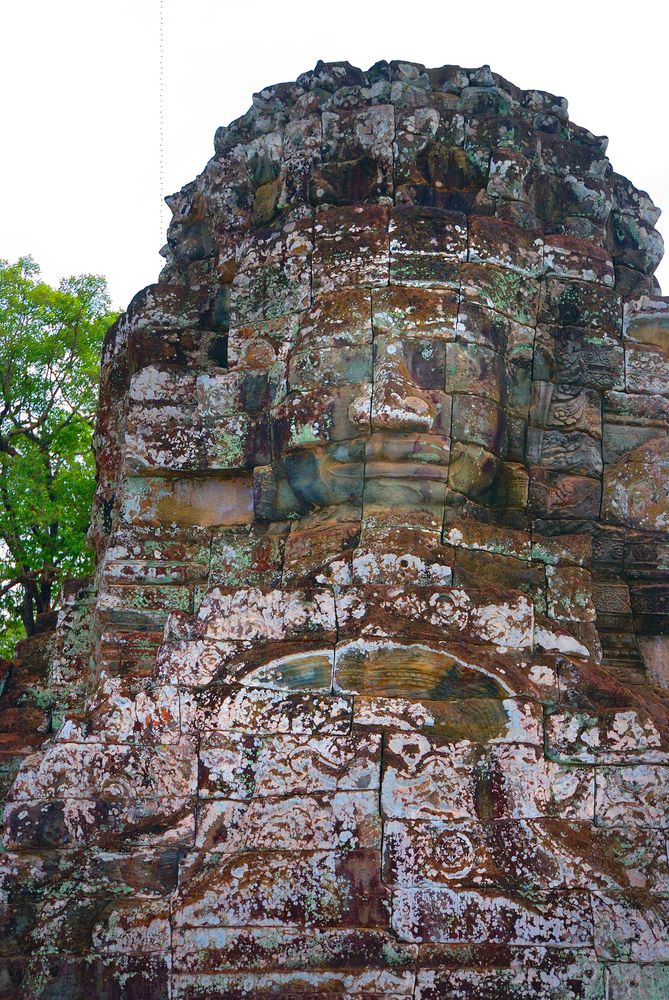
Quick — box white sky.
[2,0,668,310]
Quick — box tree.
[0,257,117,654]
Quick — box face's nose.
[349,339,437,432]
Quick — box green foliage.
[0,257,117,655]
[0,617,24,660]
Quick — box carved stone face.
[275,305,458,512]
[263,278,512,520]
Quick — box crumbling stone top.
[159,59,662,294]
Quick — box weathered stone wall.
[2,60,669,999]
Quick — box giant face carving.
[272,284,504,515]
[4,61,669,999]
[250,212,513,522]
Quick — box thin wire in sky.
[159,0,166,255]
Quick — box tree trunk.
[21,584,36,637]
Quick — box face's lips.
[363,460,450,482]
[280,433,451,486]
[365,431,450,469]
[305,457,450,482]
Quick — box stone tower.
[2,60,669,999]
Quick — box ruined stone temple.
[3,58,669,999]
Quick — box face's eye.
[272,385,371,453]
[288,345,373,392]
[372,336,447,391]
[401,338,448,390]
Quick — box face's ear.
[638,636,669,690]
[601,436,669,531]
[600,298,669,531]
[624,307,669,387]
[253,463,307,522]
